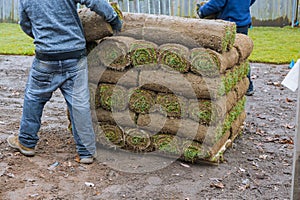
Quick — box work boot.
[246,88,254,96]
[79,151,97,164]
[80,157,94,164]
[7,135,35,156]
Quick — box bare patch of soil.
[0,55,295,199]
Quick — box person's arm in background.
[75,0,122,32]
[19,1,34,39]
[199,0,227,18]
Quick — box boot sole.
[7,136,35,156]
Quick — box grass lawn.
[0,23,34,55]
[248,26,300,64]
[0,22,299,64]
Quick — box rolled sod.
[95,36,136,71]
[151,134,182,155]
[139,69,221,100]
[235,77,250,100]
[98,68,139,88]
[129,40,158,69]
[95,84,128,111]
[137,112,217,143]
[158,43,190,73]
[156,93,188,118]
[120,12,236,53]
[96,108,137,128]
[234,34,254,63]
[187,99,224,125]
[78,8,113,42]
[124,128,152,151]
[139,61,249,100]
[181,140,211,163]
[97,124,125,148]
[129,89,156,114]
[190,47,240,76]
[190,48,221,77]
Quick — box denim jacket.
[200,0,256,27]
[19,0,117,55]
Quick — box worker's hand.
[196,3,204,19]
[109,16,122,34]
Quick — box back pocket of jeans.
[30,68,52,89]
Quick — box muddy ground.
[0,55,297,200]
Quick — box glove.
[196,3,204,19]
[109,16,122,33]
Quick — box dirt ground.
[0,55,297,200]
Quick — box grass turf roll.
[95,83,128,111]
[156,93,188,118]
[78,8,113,42]
[187,99,224,125]
[234,34,254,63]
[152,134,182,155]
[97,124,125,148]
[181,140,211,163]
[190,48,221,77]
[121,12,236,53]
[130,40,158,69]
[124,128,152,151]
[129,89,156,114]
[158,43,190,73]
[95,36,135,71]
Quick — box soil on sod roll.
[158,43,190,73]
[124,128,153,152]
[95,83,128,111]
[77,8,113,42]
[120,12,236,53]
[233,33,254,63]
[96,124,125,148]
[156,93,188,118]
[95,108,137,128]
[97,68,139,88]
[94,36,136,71]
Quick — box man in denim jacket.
[198,0,256,95]
[7,0,122,164]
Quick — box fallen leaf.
[279,137,294,145]
[259,155,268,160]
[180,163,190,168]
[284,124,295,129]
[210,181,224,189]
[264,137,279,143]
[74,154,80,163]
[286,98,294,102]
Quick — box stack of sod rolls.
[86,32,253,164]
[77,10,253,163]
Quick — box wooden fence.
[1,0,299,26]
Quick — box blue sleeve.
[75,0,117,22]
[250,0,256,6]
[19,1,34,38]
[200,0,227,17]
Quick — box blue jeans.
[19,57,96,158]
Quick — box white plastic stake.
[291,60,300,199]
